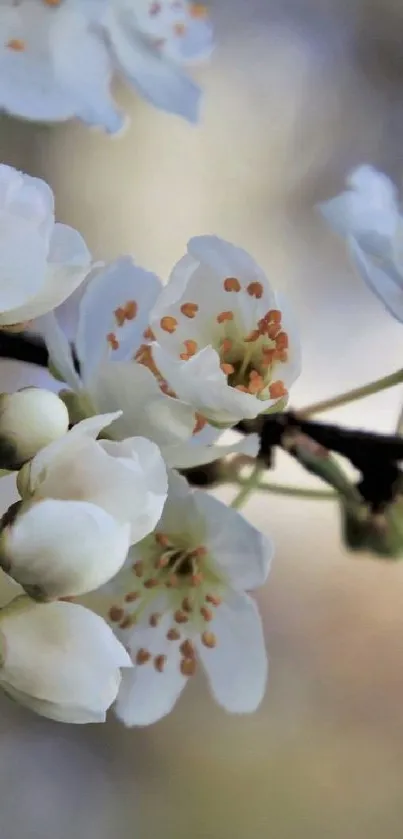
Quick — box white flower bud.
[0,388,69,469]
[0,596,132,723]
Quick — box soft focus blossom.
[0,164,92,326]
[150,236,301,427]
[321,165,403,322]
[0,0,212,130]
[39,257,259,468]
[0,413,167,599]
[0,596,132,723]
[101,470,272,726]
[0,387,69,470]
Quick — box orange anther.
[217,311,234,324]
[124,300,137,320]
[132,561,144,577]
[124,591,140,603]
[267,324,281,340]
[136,648,151,665]
[149,613,162,627]
[247,281,263,299]
[143,326,156,341]
[190,545,208,559]
[106,332,120,351]
[120,616,132,630]
[167,628,181,641]
[248,374,264,394]
[108,606,124,623]
[182,596,193,613]
[223,277,241,292]
[244,329,260,343]
[191,572,204,587]
[275,331,289,350]
[44,0,62,5]
[221,362,234,376]
[269,380,287,399]
[275,349,288,363]
[184,339,198,356]
[190,2,208,18]
[220,338,233,355]
[6,38,26,51]
[180,657,197,676]
[180,640,196,659]
[154,654,167,673]
[114,306,126,327]
[267,309,282,324]
[160,316,178,333]
[174,610,189,624]
[201,631,217,648]
[193,413,207,435]
[206,594,222,607]
[144,577,159,589]
[181,302,199,319]
[155,532,171,547]
[200,606,213,622]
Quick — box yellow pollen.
[106,332,120,351]
[180,657,197,676]
[6,38,26,51]
[223,277,241,292]
[149,612,162,627]
[167,628,181,641]
[200,606,213,622]
[190,2,209,18]
[154,654,167,673]
[136,648,151,665]
[269,380,287,399]
[174,609,189,624]
[132,561,144,577]
[217,311,234,324]
[221,362,234,375]
[201,631,217,648]
[206,594,222,606]
[160,316,178,333]
[181,302,199,318]
[124,591,140,603]
[247,281,264,299]
[108,606,124,623]
[180,640,195,659]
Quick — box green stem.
[231,463,263,510]
[300,368,403,417]
[236,480,335,500]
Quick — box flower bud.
[0,388,69,469]
[341,495,403,559]
[0,596,132,723]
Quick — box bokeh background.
[2,0,403,836]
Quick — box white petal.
[151,343,263,426]
[1,499,131,598]
[37,311,82,390]
[196,590,268,713]
[349,236,403,323]
[89,361,195,447]
[0,164,54,237]
[194,490,273,589]
[0,599,131,712]
[75,258,163,385]
[1,685,108,724]
[106,17,201,122]
[165,431,260,469]
[188,235,272,283]
[0,216,48,317]
[114,600,187,726]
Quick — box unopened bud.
[341,494,403,560]
[0,388,69,469]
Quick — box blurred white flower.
[0,413,167,599]
[0,0,212,129]
[150,236,301,427]
[321,165,403,322]
[101,470,272,726]
[0,596,132,723]
[0,165,92,326]
[39,257,259,468]
[0,387,69,470]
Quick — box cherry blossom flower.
[101,470,272,726]
[0,164,92,327]
[0,596,132,723]
[0,413,167,600]
[39,257,259,468]
[321,165,403,322]
[0,0,212,130]
[150,236,301,427]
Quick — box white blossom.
[0,0,212,130]
[99,470,272,726]
[0,164,92,326]
[321,165,403,322]
[0,387,69,469]
[0,596,132,723]
[150,235,301,427]
[39,257,259,468]
[0,413,167,599]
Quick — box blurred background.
[2,0,403,836]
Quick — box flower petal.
[89,361,195,447]
[0,599,131,713]
[1,499,131,598]
[164,431,260,469]
[75,258,163,386]
[37,311,82,390]
[349,236,403,322]
[194,490,273,590]
[196,590,268,713]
